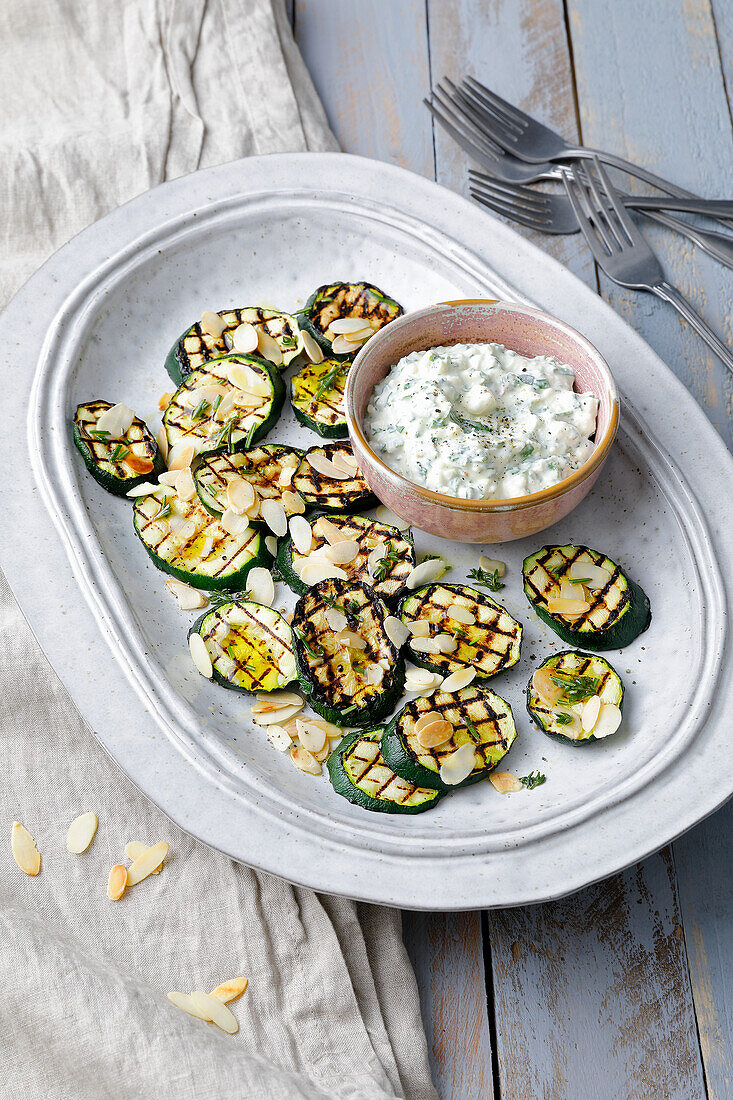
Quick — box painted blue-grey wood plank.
[568,0,733,451]
[293,0,434,176]
[710,0,733,119]
[426,0,596,289]
[403,912,495,1100]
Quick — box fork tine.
[571,163,623,254]
[464,76,528,130]
[579,161,628,250]
[425,95,495,157]
[431,87,497,150]
[454,80,520,135]
[469,181,550,218]
[467,171,551,211]
[469,189,554,231]
[591,156,644,245]
[563,169,614,262]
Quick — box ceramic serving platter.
[2,153,732,910]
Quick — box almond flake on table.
[364,664,384,686]
[581,694,602,733]
[210,977,249,1004]
[435,633,458,654]
[440,667,476,692]
[290,745,322,775]
[201,310,225,338]
[547,596,591,616]
[324,607,348,632]
[189,991,239,1034]
[489,771,524,794]
[11,822,41,876]
[252,703,304,727]
[66,812,98,854]
[415,711,444,734]
[126,841,169,886]
[295,718,328,754]
[125,481,162,499]
[480,556,506,577]
[107,863,128,901]
[406,558,447,589]
[166,578,208,611]
[306,453,350,480]
[569,561,611,589]
[246,567,275,607]
[253,691,304,711]
[189,633,213,678]
[167,991,212,1022]
[439,743,477,786]
[589,703,622,739]
[342,326,373,344]
[313,516,349,544]
[301,330,324,363]
[124,842,163,872]
[266,725,293,752]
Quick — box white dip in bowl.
[364,342,599,501]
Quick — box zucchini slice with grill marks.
[277,512,415,601]
[381,685,517,792]
[328,728,442,815]
[189,600,296,693]
[163,354,284,457]
[292,442,375,513]
[290,358,349,438]
[527,649,624,743]
[523,544,651,650]
[165,307,302,384]
[301,282,403,358]
[133,486,270,591]
[72,401,165,496]
[399,583,522,679]
[292,578,404,726]
[194,444,303,518]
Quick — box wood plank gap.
[561,0,585,150]
[481,909,504,1100]
[709,3,733,125]
[669,844,712,1100]
[424,0,438,181]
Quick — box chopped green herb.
[554,711,574,726]
[550,673,599,705]
[321,593,361,619]
[465,718,481,743]
[214,415,237,451]
[191,398,211,421]
[449,410,493,433]
[520,443,534,460]
[293,625,324,661]
[468,566,505,592]
[91,429,111,439]
[519,771,546,789]
[314,362,348,400]
[110,443,130,463]
[280,334,297,348]
[373,540,406,582]
[153,501,172,521]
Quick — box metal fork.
[468,171,733,271]
[460,76,727,209]
[564,159,733,374]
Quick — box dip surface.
[364,342,599,500]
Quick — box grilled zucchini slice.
[72,401,165,496]
[194,444,303,518]
[381,685,517,791]
[292,442,375,513]
[292,578,404,726]
[527,650,624,743]
[277,513,415,601]
[399,583,522,679]
[328,728,442,814]
[523,544,651,650]
[165,307,302,384]
[290,358,349,438]
[301,282,403,358]
[189,600,296,693]
[163,354,284,457]
[133,487,269,590]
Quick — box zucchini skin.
[71,405,165,497]
[381,686,517,792]
[290,358,349,439]
[301,281,403,358]
[188,601,297,694]
[397,582,522,679]
[327,728,442,815]
[523,544,651,651]
[526,649,624,744]
[292,579,405,727]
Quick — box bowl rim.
[344,299,620,513]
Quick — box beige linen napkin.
[0,3,437,1097]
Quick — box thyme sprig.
[519,771,546,789]
[314,361,349,401]
[468,566,505,593]
[550,673,599,705]
[373,540,406,582]
[293,625,324,662]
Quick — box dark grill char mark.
[293,443,372,507]
[346,740,427,805]
[197,446,301,510]
[404,584,520,675]
[203,603,293,688]
[300,515,414,599]
[398,690,513,769]
[526,546,629,631]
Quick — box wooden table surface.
[290,3,733,1097]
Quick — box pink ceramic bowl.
[345,299,619,543]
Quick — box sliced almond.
[226,478,256,515]
[189,633,213,678]
[364,664,385,686]
[375,505,411,530]
[255,329,283,366]
[411,636,440,655]
[253,691,304,711]
[156,426,169,463]
[221,508,250,536]
[581,694,602,733]
[189,991,239,1034]
[11,822,41,876]
[126,841,169,886]
[295,718,328,754]
[480,556,506,577]
[435,633,458,654]
[124,453,155,476]
[440,667,476,692]
[342,327,373,344]
[331,451,359,475]
[531,667,564,708]
[569,561,612,590]
[167,991,211,1022]
[447,604,475,625]
[384,615,410,649]
[158,469,180,487]
[210,977,248,1004]
[366,540,387,578]
[246,567,275,607]
[300,559,348,585]
[158,392,174,411]
[201,310,225,338]
[260,498,287,537]
[324,540,359,565]
[337,628,367,650]
[125,842,163,872]
[315,516,350,544]
[289,515,313,555]
[168,441,196,471]
[331,334,364,355]
[329,317,374,335]
[290,745,322,775]
[560,578,587,601]
[325,608,348,632]
[265,534,278,557]
[489,771,524,794]
[214,390,237,421]
[266,725,293,752]
[547,597,591,616]
[406,558,446,590]
[177,468,198,502]
[166,577,207,612]
[96,403,135,438]
[405,668,442,693]
[417,719,454,748]
[126,481,161,498]
[66,812,98,854]
[590,703,622,739]
[301,330,324,363]
[415,711,445,734]
[552,709,582,738]
[306,452,350,480]
[439,743,476,786]
[408,620,430,638]
[107,863,127,900]
[232,322,259,353]
[281,489,306,514]
[252,703,304,727]
[228,363,272,397]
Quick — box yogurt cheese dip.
[364,342,599,500]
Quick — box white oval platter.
[1,152,731,910]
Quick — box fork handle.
[653,281,733,375]
[641,209,733,270]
